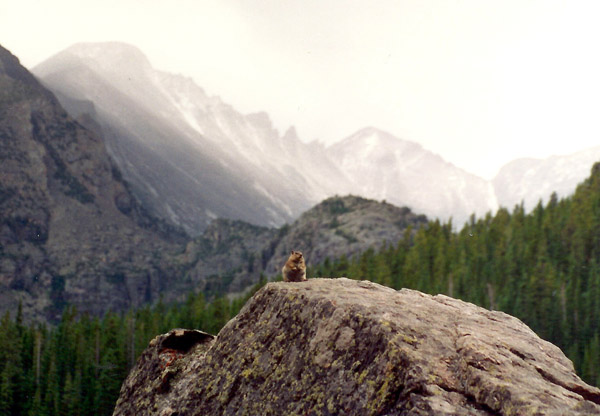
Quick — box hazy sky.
[2,0,600,179]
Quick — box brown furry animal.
[282,250,307,282]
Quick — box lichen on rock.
[113,278,600,415]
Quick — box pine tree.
[0,311,22,415]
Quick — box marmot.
[282,250,307,282]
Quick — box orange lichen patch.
[159,348,185,370]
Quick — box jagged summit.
[113,278,600,415]
[33,41,352,235]
[335,126,424,151]
[327,128,498,226]
[34,41,153,78]
[31,41,600,232]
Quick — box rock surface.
[0,44,185,322]
[113,278,600,415]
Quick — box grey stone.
[113,278,600,415]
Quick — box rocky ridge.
[34,42,600,234]
[33,42,354,235]
[0,44,186,321]
[113,278,600,415]
[184,195,427,295]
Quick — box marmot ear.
[290,250,294,255]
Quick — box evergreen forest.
[2,163,600,415]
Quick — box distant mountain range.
[1,42,432,321]
[493,147,600,210]
[32,42,352,235]
[3,40,600,322]
[33,42,600,233]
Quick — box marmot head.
[289,250,303,262]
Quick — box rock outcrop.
[0,44,185,322]
[113,278,600,415]
[185,195,427,296]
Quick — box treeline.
[0,281,262,416]
[313,164,600,387]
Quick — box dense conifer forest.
[2,164,600,415]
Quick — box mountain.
[0,44,187,322]
[32,42,353,236]
[493,145,600,210]
[328,127,498,226]
[31,42,600,234]
[182,195,428,296]
[0,44,426,324]
[32,42,506,233]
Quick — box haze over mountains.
[2,41,437,321]
[33,42,351,235]
[32,42,600,233]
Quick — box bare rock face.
[0,44,183,322]
[113,279,600,415]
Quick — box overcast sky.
[2,0,600,179]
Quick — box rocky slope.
[113,278,600,415]
[183,195,428,295]
[32,42,353,235]
[0,44,188,322]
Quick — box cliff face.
[113,278,600,415]
[0,44,183,321]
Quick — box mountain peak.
[283,126,299,141]
[326,128,496,225]
[34,42,153,80]
[0,44,51,99]
[64,41,150,65]
[333,127,422,155]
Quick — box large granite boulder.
[113,278,600,415]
